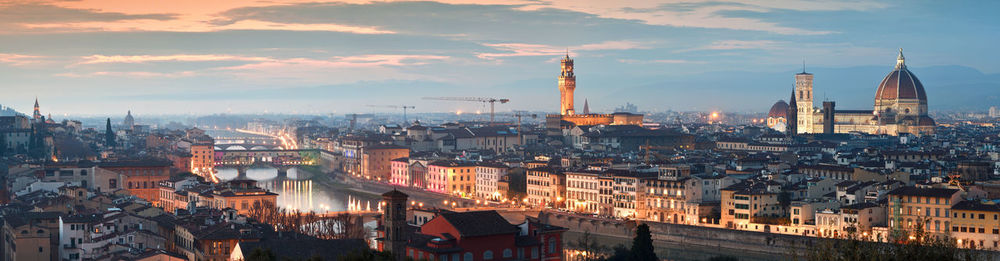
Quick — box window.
[549,238,556,253]
[503,249,512,258]
[484,250,493,260]
[464,252,473,261]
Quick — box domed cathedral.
[781,49,935,136]
[546,54,643,136]
[766,100,788,132]
[872,49,935,134]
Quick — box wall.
[538,211,827,257]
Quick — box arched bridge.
[214,143,283,151]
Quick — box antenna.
[802,60,806,73]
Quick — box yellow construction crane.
[366,105,415,123]
[423,97,509,123]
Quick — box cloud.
[0,53,50,66]
[618,59,705,64]
[219,54,451,70]
[679,40,783,52]
[19,19,396,34]
[516,0,882,35]
[55,71,198,78]
[0,2,176,32]
[77,54,271,65]
[62,53,451,82]
[477,40,650,60]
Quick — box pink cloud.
[20,19,395,34]
[477,40,649,60]
[55,71,198,78]
[0,53,50,66]
[221,54,450,71]
[78,54,271,64]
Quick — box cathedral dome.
[875,49,927,105]
[768,100,788,118]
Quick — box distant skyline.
[2,0,999,115]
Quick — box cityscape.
[2,1,1000,261]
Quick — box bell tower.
[559,53,576,115]
[381,189,408,261]
[32,97,41,121]
[795,68,814,133]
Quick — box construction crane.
[423,97,509,123]
[497,112,537,146]
[366,105,415,123]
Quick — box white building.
[475,163,509,201]
[565,171,601,214]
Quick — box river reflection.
[215,167,378,213]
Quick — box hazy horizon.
[2,0,998,115]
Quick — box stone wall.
[538,211,827,257]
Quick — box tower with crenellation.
[559,53,576,115]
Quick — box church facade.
[773,49,935,136]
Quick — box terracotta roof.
[886,186,958,198]
[952,201,1000,212]
[437,211,519,237]
[768,100,788,118]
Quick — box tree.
[602,244,631,261]
[336,249,399,261]
[778,191,792,209]
[630,224,658,261]
[105,118,116,148]
[802,216,987,261]
[0,131,6,158]
[247,247,276,261]
[574,231,607,261]
[27,125,46,160]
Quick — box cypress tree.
[27,126,38,158]
[0,131,6,157]
[105,118,116,148]
[630,224,658,261]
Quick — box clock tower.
[559,54,576,115]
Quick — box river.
[215,167,380,213]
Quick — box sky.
[1,0,998,117]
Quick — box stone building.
[783,49,935,136]
[546,54,643,136]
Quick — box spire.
[787,89,798,135]
[583,99,590,114]
[802,60,806,73]
[896,48,905,69]
[33,97,41,120]
[566,48,570,59]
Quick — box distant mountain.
[594,65,1000,112]
[0,105,24,117]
